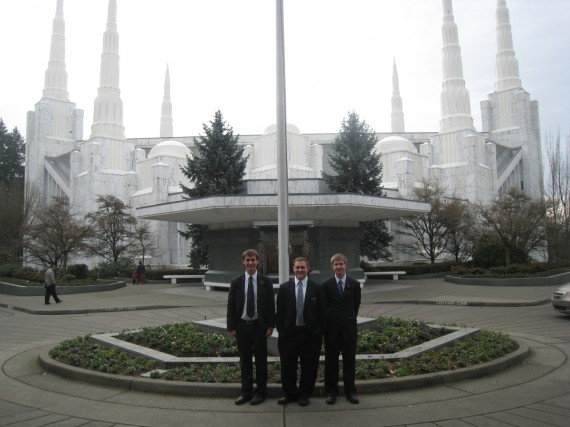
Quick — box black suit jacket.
[227,273,276,332]
[322,275,361,335]
[276,278,326,339]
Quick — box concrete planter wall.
[444,271,570,287]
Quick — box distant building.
[25,0,542,269]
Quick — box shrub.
[67,264,89,279]
[134,268,207,280]
[449,261,564,278]
[61,274,77,282]
[361,262,454,276]
[472,234,527,268]
[526,263,547,274]
[97,259,135,279]
[452,265,485,276]
[13,270,44,283]
[0,264,22,278]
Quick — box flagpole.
[276,0,289,284]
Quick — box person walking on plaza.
[44,264,62,305]
[227,249,275,405]
[275,257,325,406]
[322,253,361,404]
[136,261,145,284]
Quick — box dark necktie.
[337,279,344,297]
[296,282,304,326]
[247,276,255,318]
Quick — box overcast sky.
[1,0,568,142]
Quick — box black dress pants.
[324,327,357,396]
[44,284,61,304]
[236,320,268,396]
[278,328,322,399]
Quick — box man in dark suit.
[275,257,325,406]
[322,253,361,405]
[227,249,276,405]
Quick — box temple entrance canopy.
[137,182,431,284]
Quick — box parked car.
[551,283,570,315]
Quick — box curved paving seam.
[0,297,552,316]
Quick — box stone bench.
[163,275,206,285]
[364,271,407,281]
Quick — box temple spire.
[438,0,474,133]
[160,65,173,138]
[90,0,125,140]
[42,0,68,101]
[390,58,405,133]
[495,0,522,91]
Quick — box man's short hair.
[293,257,310,268]
[330,253,347,265]
[242,249,260,260]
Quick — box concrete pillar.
[308,226,363,282]
[205,228,263,285]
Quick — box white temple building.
[25,0,543,269]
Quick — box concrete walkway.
[1,278,569,426]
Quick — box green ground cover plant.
[117,323,238,357]
[49,317,518,383]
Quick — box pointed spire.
[391,58,405,133]
[160,65,173,138]
[43,0,68,101]
[90,0,125,140]
[495,0,522,91]
[438,0,474,133]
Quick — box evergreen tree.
[360,220,393,261]
[0,118,25,186]
[180,110,246,267]
[323,112,393,260]
[323,112,383,195]
[0,118,26,263]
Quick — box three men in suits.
[275,257,326,406]
[227,249,275,405]
[322,253,361,405]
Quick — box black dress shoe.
[45,303,51,305]
[277,396,297,405]
[234,394,252,405]
[250,394,266,405]
[326,394,337,405]
[56,300,63,303]
[346,393,360,404]
[298,396,309,406]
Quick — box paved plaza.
[1,278,569,426]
